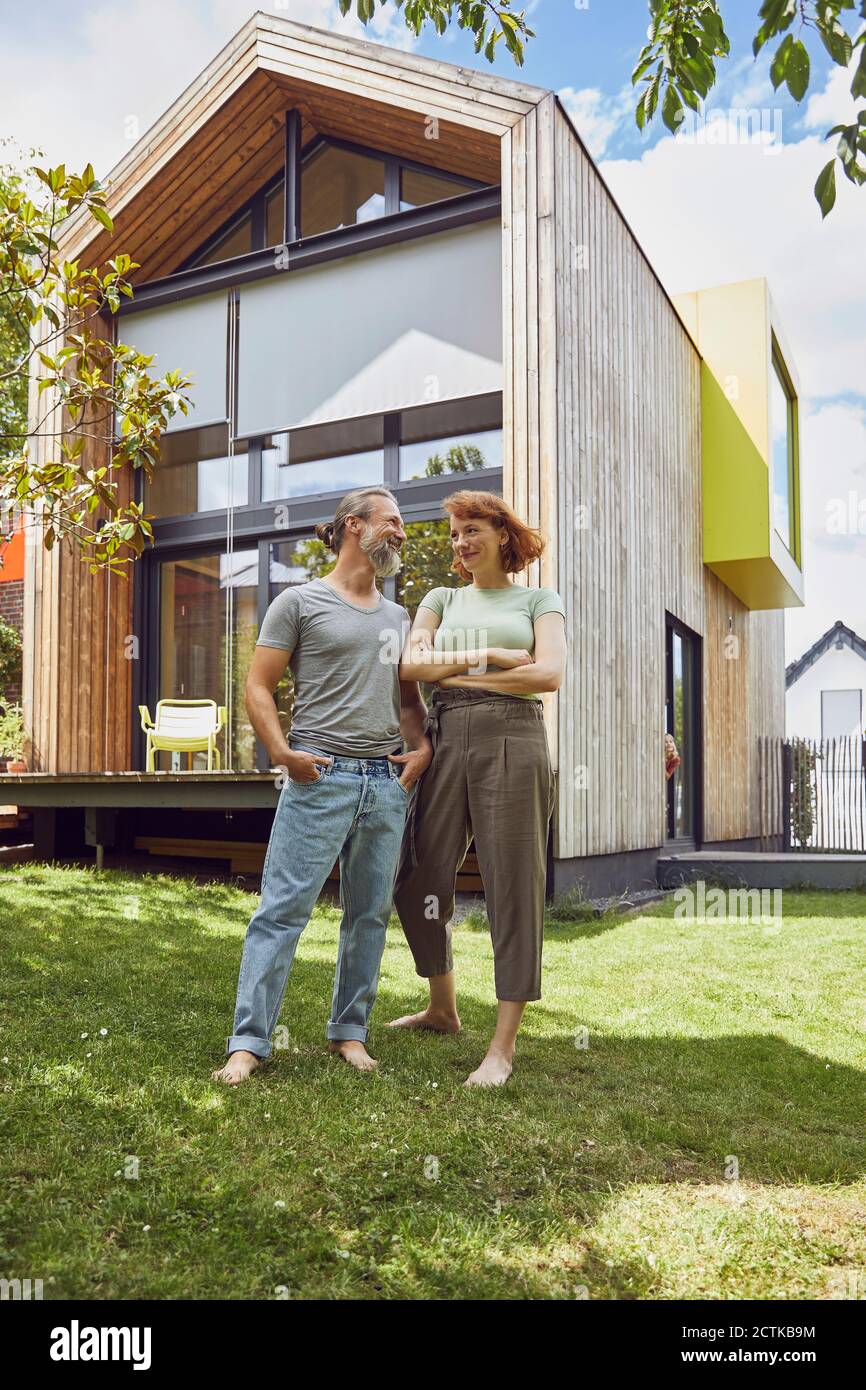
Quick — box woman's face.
[448,513,505,576]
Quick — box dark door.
[665,614,702,846]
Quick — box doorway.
[665,614,703,847]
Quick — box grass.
[1,863,865,1300]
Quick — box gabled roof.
[786,619,866,688]
[57,10,549,281]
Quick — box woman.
[391,491,567,1087]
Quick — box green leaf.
[814,158,837,217]
[770,33,793,91]
[817,18,853,67]
[785,39,810,101]
[89,204,114,233]
[662,81,685,133]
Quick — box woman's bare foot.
[211,1050,261,1086]
[387,1008,461,1034]
[464,1051,513,1087]
[328,1040,378,1071]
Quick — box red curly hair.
[442,491,546,583]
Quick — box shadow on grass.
[3,865,865,1298]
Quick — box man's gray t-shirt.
[256,578,409,758]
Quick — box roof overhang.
[57,11,548,282]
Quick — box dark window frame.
[125,117,499,770]
[177,129,488,277]
[770,337,800,567]
[664,612,704,849]
[139,488,500,773]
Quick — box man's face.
[357,498,406,578]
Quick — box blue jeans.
[227,750,410,1057]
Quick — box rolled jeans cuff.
[326,1023,368,1042]
[227,1035,271,1059]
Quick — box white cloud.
[785,400,866,659]
[0,0,413,180]
[803,57,861,130]
[558,84,633,159]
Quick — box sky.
[1,0,864,664]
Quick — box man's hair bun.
[315,521,336,550]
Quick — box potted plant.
[0,703,27,773]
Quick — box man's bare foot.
[387,1008,461,1034]
[211,1050,261,1086]
[328,1040,378,1071]
[464,1052,513,1087]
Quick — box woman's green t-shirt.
[418,583,566,700]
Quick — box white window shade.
[236,219,502,439]
[118,291,228,433]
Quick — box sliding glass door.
[157,549,257,770]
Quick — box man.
[213,487,432,1085]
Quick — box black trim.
[146,469,503,552]
[117,186,501,313]
[284,109,301,243]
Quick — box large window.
[194,213,253,267]
[187,136,485,269]
[301,144,386,236]
[770,346,797,557]
[158,549,258,770]
[399,394,502,481]
[261,417,384,502]
[139,131,500,772]
[147,425,247,518]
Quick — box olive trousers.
[393,687,555,1002]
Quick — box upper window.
[770,345,797,557]
[261,416,385,502]
[188,137,486,268]
[400,167,473,212]
[301,144,386,237]
[146,424,247,519]
[399,394,502,482]
[193,213,253,268]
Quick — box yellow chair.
[138,700,227,772]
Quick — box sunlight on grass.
[1,864,864,1299]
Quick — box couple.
[213,485,566,1089]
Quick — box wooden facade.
[23,13,796,887]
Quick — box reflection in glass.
[265,181,284,247]
[158,549,258,770]
[301,144,386,237]
[268,538,337,739]
[668,628,697,841]
[400,167,478,211]
[192,213,252,267]
[261,417,384,501]
[771,355,794,554]
[147,425,247,518]
[399,394,502,482]
[395,519,466,704]
[400,429,502,482]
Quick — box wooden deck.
[0,772,484,890]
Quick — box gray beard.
[360,528,403,578]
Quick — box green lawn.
[1,863,865,1300]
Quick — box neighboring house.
[0,518,24,704]
[18,13,805,896]
[786,621,866,740]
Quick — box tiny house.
[17,11,804,897]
